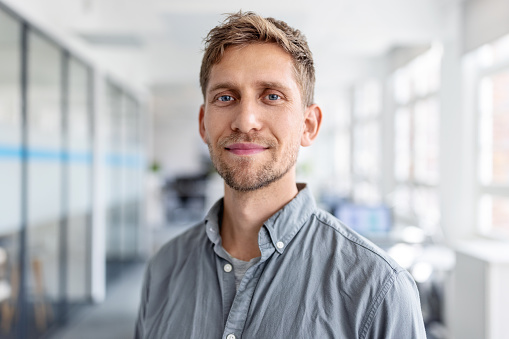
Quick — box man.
[136,11,426,339]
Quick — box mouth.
[225,143,268,156]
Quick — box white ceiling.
[2,0,458,89]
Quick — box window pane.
[332,93,351,128]
[413,186,440,232]
[354,79,381,119]
[393,185,412,218]
[353,121,380,179]
[106,83,124,260]
[478,77,493,183]
[414,98,440,185]
[335,131,351,193]
[0,9,22,233]
[479,70,509,185]
[394,69,411,105]
[105,85,142,263]
[394,108,410,182]
[413,46,442,97]
[27,30,62,333]
[67,57,91,301]
[0,8,22,336]
[492,196,509,233]
[123,95,142,256]
[480,195,509,234]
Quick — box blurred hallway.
[48,224,190,339]
[1,0,509,338]
[49,263,144,339]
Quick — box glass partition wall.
[105,83,144,283]
[0,8,22,338]
[26,30,62,336]
[0,4,145,338]
[66,58,92,303]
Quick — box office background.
[0,0,508,338]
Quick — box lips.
[225,143,268,156]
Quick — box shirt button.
[224,264,233,273]
[226,334,236,339]
[276,241,285,249]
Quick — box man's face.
[199,43,308,192]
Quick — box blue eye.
[218,95,234,102]
[267,94,280,100]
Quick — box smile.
[225,143,268,156]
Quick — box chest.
[144,251,364,339]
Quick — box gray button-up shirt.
[135,185,426,338]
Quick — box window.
[475,35,509,236]
[392,46,442,230]
[334,93,352,195]
[352,79,382,204]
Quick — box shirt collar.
[260,184,316,254]
[204,198,224,247]
[204,183,316,257]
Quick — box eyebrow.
[208,82,237,94]
[257,81,292,92]
[207,80,292,94]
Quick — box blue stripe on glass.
[105,153,143,168]
[0,145,142,168]
[0,145,92,163]
[26,149,63,161]
[64,151,93,163]
[0,145,23,158]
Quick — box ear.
[301,104,322,147]
[199,104,207,143]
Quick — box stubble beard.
[207,132,300,192]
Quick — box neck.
[221,173,299,261]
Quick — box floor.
[49,263,144,339]
[48,224,191,339]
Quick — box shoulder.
[303,209,425,336]
[361,266,426,338]
[148,222,207,276]
[301,208,412,307]
[309,208,401,273]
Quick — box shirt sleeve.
[134,263,151,339]
[362,269,427,339]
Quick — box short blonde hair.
[200,11,315,107]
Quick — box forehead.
[207,43,299,92]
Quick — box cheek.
[280,114,305,135]
[203,118,224,143]
[273,107,300,126]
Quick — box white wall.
[150,83,208,179]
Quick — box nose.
[230,99,262,133]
